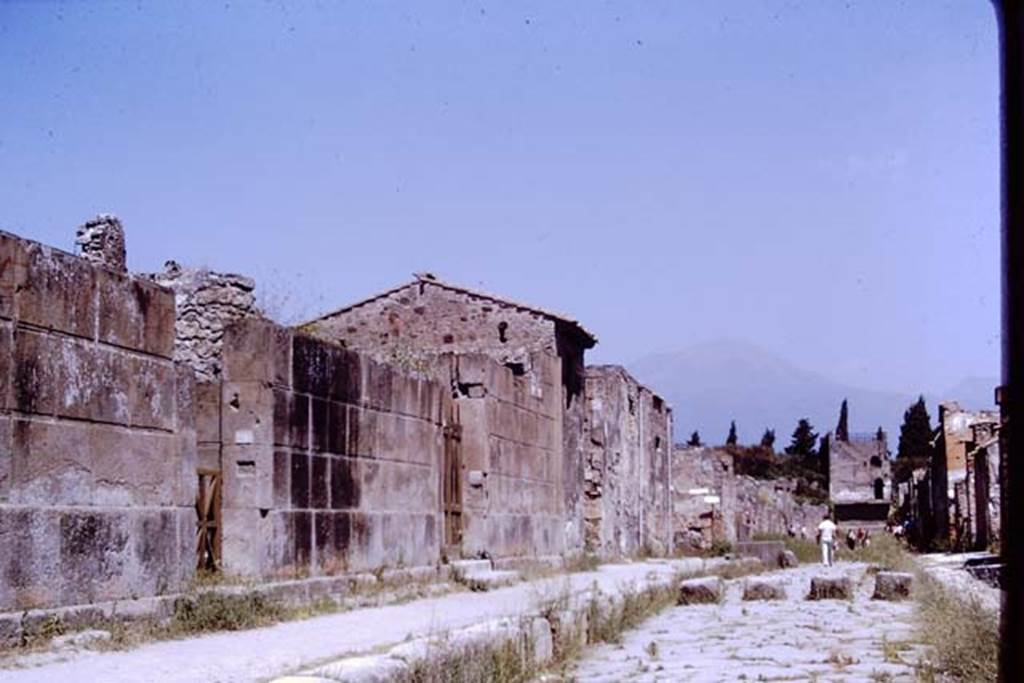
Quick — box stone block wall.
[216,318,447,578]
[672,447,737,549]
[583,366,672,557]
[453,352,566,559]
[0,230,196,612]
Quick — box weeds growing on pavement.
[913,573,998,683]
[397,629,537,683]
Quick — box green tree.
[836,399,849,442]
[726,420,738,446]
[760,428,776,451]
[687,431,701,447]
[895,396,932,481]
[785,419,818,460]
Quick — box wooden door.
[196,468,222,571]
[442,423,463,556]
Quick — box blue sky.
[0,1,1000,397]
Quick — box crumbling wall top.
[75,214,127,273]
[144,260,257,380]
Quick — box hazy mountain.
[628,340,995,447]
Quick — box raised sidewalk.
[0,558,710,683]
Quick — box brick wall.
[0,230,195,612]
[216,319,447,578]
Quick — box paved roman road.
[563,562,929,683]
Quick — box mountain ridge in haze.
[628,339,996,446]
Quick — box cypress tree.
[785,419,818,459]
[895,396,932,481]
[836,399,849,442]
[760,428,776,451]
[726,420,738,446]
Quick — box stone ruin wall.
[452,352,566,560]
[0,229,196,613]
[672,447,737,550]
[144,261,257,382]
[584,366,672,557]
[216,318,448,578]
[828,434,890,505]
[672,446,827,549]
[734,475,828,542]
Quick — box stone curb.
[271,557,748,682]
[0,565,450,648]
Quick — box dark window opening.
[628,397,636,415]
[497,321,508,343]
[874,478,885,500]
[653,396,664,413]
[504,362,526,376]
[870,456,882,467]
[654,436,662,450]
[443,334,454,344]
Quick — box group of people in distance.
[814,513,872,567]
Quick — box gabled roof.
[305,272,597,347]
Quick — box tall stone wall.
[215,318,447,578]
[452,352,566,560]
[0,230,196,612]
[583,366,672,557]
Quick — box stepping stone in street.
[678,577,723,605]
[872,572,914,601]
[807,576,853,600]
[742,578,786,601]
[778,549,799,569]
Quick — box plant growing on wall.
[687,431,702,447]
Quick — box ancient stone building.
[827,429,891,525]
[932,402,1000,550]
[583,366,672,557]
[1,222,683,627]
[302,273,598,555]
[0,229,195,613]
[964,421,1001,550]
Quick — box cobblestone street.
[566,562,930,683]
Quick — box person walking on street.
[817,512,837,567]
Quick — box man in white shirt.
[817,513,837,567]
